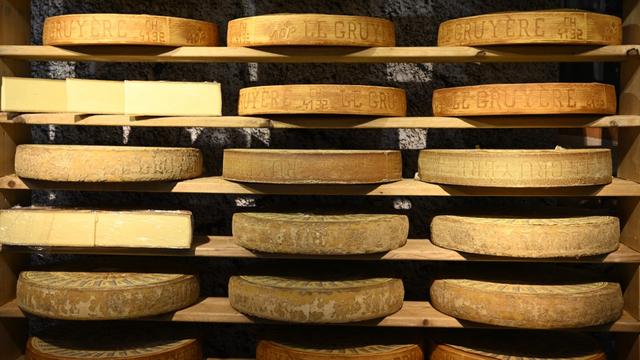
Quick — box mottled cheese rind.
[432,83,616,116]
[438,11,622,46]
[430,278,623,328]
[228,14,395,47]
[66,79,125,115]
[17,272,200,320]
[229,276,404,323]
[1,77,66,113]
[15,145,203,182]
[223,149,402,184]
[257,340,423,359]
[125,81,222,117]
[233,213,408,255]
[238,85,407,116]
[418,149,612,187]
[431,215,620,258]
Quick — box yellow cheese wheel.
[233,213,408,255]
[229,276,404,323]
[43,14,218,46]
[418,148,612,187]
[238,85,407,116]
[438,10,622,46]
[15,145,203,182]
[223,149,402,184]
[431,215,620,258]
[17,271,199,320]
[432,83,616,117]
[227,14,395,47]
[257,340,423,360]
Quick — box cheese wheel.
[17,271,199,320]
[233,213,408,255]
[43,14,218,46]
[227,14,395,47]
[257,340,423,360]
[418,149,612,187]
[431,215,620,258]
[223,149,402,184]
[432,83,616,117]
[430,275,623,328]
[238,85,406,116]
[229,276,404,323]
[15,145,203,182]
[438,10,622,46]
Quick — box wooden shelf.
[2,237,639,263]
[1,175,638,197]
[0,45,638,63]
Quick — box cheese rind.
[1,77,66,113]
[223,149,402,184]
[229,276,404,323]
[67,79,125,114]
[15,145,203,182]
[17,271,200,320]
[431,215,620,258]
[125,80,222,117]
[257,340,423,360]
[0,208,193,249]
[233,213,408,254]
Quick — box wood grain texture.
[257,340,423,360]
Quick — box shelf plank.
[1,175,639,197]
[0,45,638,63]
[2,237,639,263]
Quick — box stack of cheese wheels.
[227,14,395,47]
[229,275,404,323]
[223,149,402,184]
[238,84,407,116]
[257,340,423,359]
[233,213,408,254]
[43,14,218,46]
[16,271,199,320]
[418,148,612,187]
[15,145,203,182]
[437,10,622,46]
[430,267,624,329]
[430,214,620,258]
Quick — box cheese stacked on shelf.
[257,339,423,359]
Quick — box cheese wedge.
[125,80,222,117]
[66,78,124,114]
[257,340,424,359]
[1,77,66,113]
[0,208,193,249]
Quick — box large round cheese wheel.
[432,83,616,117]
[17,271,199,320]
[438,10,622,46]
[257,340,423,359]
[229,276,404,323]
[233,213,408,255]
[238,85,407,116]
[228,14,395,47]
[418,149,612,187]
[223,149,402,184]
[43,14,218,46]
[431,215,620,258]
[15,145,203,182]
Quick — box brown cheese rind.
[257,340,423,359]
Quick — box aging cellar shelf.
[0,45,638,63]
[2,175,639,197]
[2,237,639,263]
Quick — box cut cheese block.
[1,77,66,113]
[432,83,616,116]
[228,14,395,47]
[233,213,408,254]
[43,14,218,46]
[418,148,612,187]
[431,214,620,258]
[67,78,124,114]
[0,208,193,249]
[17,271,199,320]
[238,85,406,116]
[125,80,221,117]
[229,276,404,323]
[223,149,402,184]
[257,340,423,360]
[438,10,622,46]
[15,145,203,182]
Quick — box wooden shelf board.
[0,45,638,63]
[1,113,639,129]
[1,175,639,197]
[2,237,639,263]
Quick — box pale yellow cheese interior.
[66,78,125,114]
[1,77,67,113]
[125,80,222,116]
